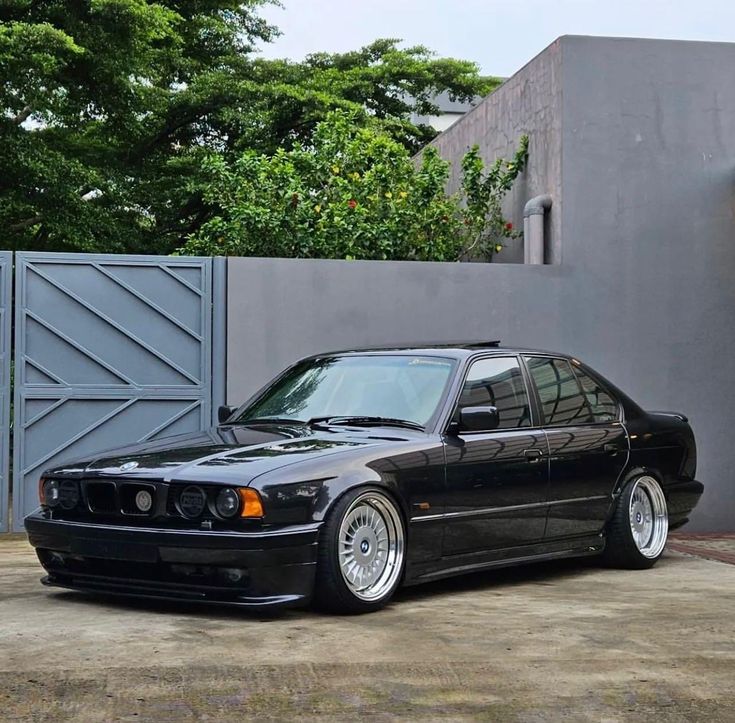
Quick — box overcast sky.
[258,0,735,76]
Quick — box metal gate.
[0,252,11,533]
[12,253,224,531]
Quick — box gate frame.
[11,252,225,532]
[0,252,11,533]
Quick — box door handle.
[523,448,544,462]
[603,443,620,455]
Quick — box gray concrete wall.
[226,257,566,404]
[556,35,735,532]
[226,36,735,532]
[427,39,563,264]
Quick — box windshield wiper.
[236,416,306,426]
[307,415,425,431]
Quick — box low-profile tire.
[313,487,405,614]
[603,475,669,569]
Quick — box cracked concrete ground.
[1,536,734,721]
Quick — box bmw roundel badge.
[135,489,153,513]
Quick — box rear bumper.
[666,479,704,530]
[24,511,320,609]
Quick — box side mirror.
[218,405,235,424]
[459,406,499,432]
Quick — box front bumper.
[24,511,320,609]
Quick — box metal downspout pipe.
[523,194,552,264]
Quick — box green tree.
[1,0,277,253]
[181,111,527,262]
[241,39,500,155]
[1,0,499,255]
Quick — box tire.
[603,475,669,569]
[314,487,406,614]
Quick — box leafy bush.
[182,111,528,262]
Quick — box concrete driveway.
[1,537,734,721]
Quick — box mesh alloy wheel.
[315,487,405,613]
[337,492,404,602]
[603,475,669,570]
[628,476,668,559]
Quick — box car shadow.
[47,550,684,619]
[393,547,686,603]
[392,555,600,604]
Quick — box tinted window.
[524,357,594,426]
[573,366,619,422]
[456,357,530,429]
[236,355,456,427]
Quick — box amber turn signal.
[238,488,264,518]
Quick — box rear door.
[522,356,628,539]
[441,355,550,555]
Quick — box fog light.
[221,568,246,583]
[43,479,61,508]
[215,488,240,518]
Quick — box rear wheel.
[603,475,669,569]
[314,488,405,614]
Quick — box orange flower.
[347,199,357,209]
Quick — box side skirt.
[404,535,605,586]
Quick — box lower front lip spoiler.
[42,574,306,609]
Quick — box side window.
[524,357,594,426]
[456,357,530,429]
[572,366,619,422]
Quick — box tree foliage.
[181,111,527,261]
[1,1,500,256]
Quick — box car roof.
[306,341,570,361]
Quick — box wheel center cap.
[360,539,370,554]
[636,511,642,524]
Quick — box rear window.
[572,366,619,422]
[524,357,593,426]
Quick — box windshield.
[234,355,456,428]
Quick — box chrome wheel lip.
[338,492,404,602]
[629,476,668,559]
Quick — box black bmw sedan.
[25,342,703,613]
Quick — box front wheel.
[603,475,669,569]
[314,487,405,614]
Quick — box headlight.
[59,480,80,510]
[43,479,61,508]
[178,485,206,518]
[215,488,240,518]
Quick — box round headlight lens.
[179,485,206,518]
[59,480,80,510]
[43,479,61,508]
[215,488,240,518]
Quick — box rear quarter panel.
[623,412,701,527]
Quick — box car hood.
[47,424,423,487]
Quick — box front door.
[442,355,550,556]
[523,356,629,539]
